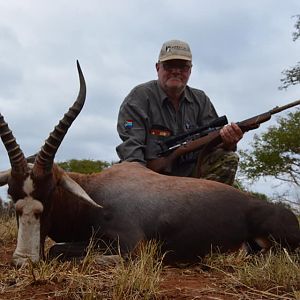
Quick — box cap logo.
[159,40,192,62]
[166,45,188,52]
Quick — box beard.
[164,78,186,95]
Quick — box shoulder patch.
[124,120,133,129]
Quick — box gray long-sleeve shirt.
[116,80,218,176]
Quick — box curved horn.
[33,61,86,174]
[0,114,27,174]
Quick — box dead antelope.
[0,62,299,267]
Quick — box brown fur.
[39,162,300,262]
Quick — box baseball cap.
[158,40,192,62]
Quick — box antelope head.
[0,62,101,266]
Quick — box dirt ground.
[158,267,238,299]
[0,241,295,300]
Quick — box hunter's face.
[156,59,192,96]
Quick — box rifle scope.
[164,115,228,148]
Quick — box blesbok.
[0,62,299,267]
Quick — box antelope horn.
[0,113,27,174]
[33,61,86,175]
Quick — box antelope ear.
[60,173,103,208]
[0,169,10,186]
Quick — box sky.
[0,0,299,202]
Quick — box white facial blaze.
[12,175,44,266]
[23,175,34,195]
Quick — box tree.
[279,15,300,89]
[234,179,269,201]
[57,159,111,174]
[239,109,300,186]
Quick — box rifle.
[159,115,228,154]
[147,99,300,174]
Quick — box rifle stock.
[147,99,300,174]
[147,130,222,173]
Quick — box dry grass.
[111,241,164,299]
[0,243,163,299]
[202,248,300,300]
[0,214,18,243]
[236,249,299,290]
[0,214,164,299]
[0,213,299,299]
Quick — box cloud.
[0,0,299,200]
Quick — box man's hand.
[219,122,243,150]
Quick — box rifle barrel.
[270,99,300,115]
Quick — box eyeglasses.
[161,62,192,72]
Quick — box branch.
[292,14,300,41]
[279,62,300,89]
[274,174,299,185]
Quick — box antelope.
[0,62,299,267]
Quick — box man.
[116,39,243,185]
